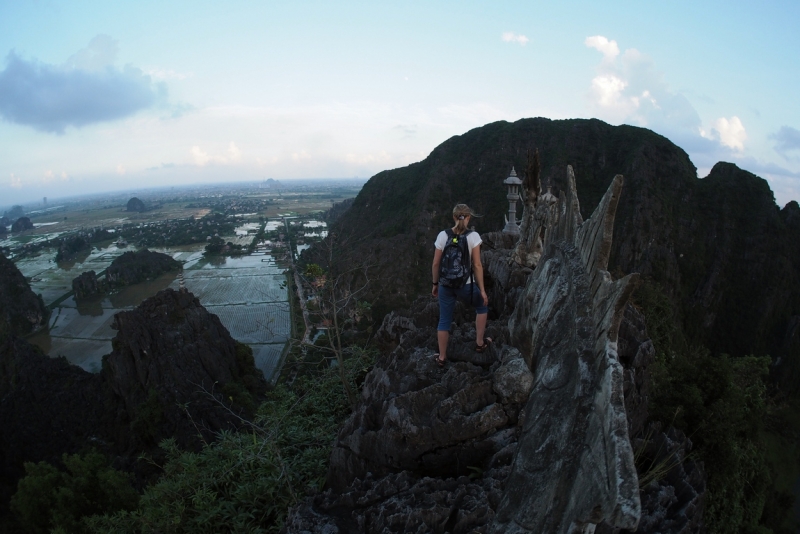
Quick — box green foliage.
[303,263,325,279]
[131,388,165,445]
[640,280,774,533]
[86,350,375,533]
[10,451,139,534]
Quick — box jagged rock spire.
[497,167,640,533]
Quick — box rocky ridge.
[287,170,706,532]
[323,118,800,380]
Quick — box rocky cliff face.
[103,288,266,451]
[324,118,799,372]
[0,253,49,337]
[0,287,266,508]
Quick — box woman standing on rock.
[431,204,491,367]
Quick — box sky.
[1,0,799,208]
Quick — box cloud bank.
[0,36,162,134]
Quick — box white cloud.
[191,146,211,166]
[191,141,242,166]
[585,36,705,143]
[10,173,21,188]
[116,164,126,175]
[501,32,529,46]
[590,74,629,109]
[585,35,619,61]
[713,117,747,151]
[700,116,747,151]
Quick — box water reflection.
[76,296,104,317]
[22,241,292,381]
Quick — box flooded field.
[21,243,291,382]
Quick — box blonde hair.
[452,203,474,233]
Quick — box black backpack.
[439,229,473,288]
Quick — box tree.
[299,230,375,406]
[10,451,139,534]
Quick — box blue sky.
[1,0,799,207]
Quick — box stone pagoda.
[503,166,523,235]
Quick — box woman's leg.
[465,283,490,348]
[476,312,487,346]
[437,285,456,361]
[437,330,449,361]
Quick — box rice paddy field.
[22,243,292,382]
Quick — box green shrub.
[86,349,374,533]
[640,280,773,533]
[10,451,139,534]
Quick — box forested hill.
[325,117,800,377]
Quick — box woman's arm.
[432,247,443,297]
[472,244,488,305]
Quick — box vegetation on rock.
[10,451,139,534]
[82,351,373,533]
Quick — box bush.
[640,280,773,533]
[10,451,138,534]
[86,350,374,533]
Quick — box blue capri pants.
[437,283,488,331]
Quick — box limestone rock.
[103,288,267,449]
[0,253,49,337]
[72,269,101,300]
[495,169,640,533]
[126,197,146,212]
[105,249,181,288]
[0,288,266,510]
[55,235,91,262]
[286,469,509,534]
[621,425,705,534]
[10,217,33,233]
[0,337,113,506]
[492,347,533,405]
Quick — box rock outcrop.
[104,289,266,450]
[105,249,181,288]
[10,217,33,233]
[0,253,49,337]
[496,169,639,533]
[72,269,101,299]
[126,197,146,212]
[72,250,181,301]
[0,288,266,508]
[55,235,91,262]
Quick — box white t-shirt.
[434,230,482,252]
